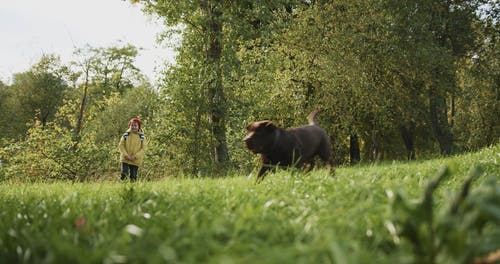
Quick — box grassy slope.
[0,144,498,263]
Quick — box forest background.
[0,0,498,181]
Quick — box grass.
[0,144,498,263]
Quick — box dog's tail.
[307,109,323,125]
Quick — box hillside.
[0,144,498,263]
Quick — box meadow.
[0,144,498,264]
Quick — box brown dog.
[244,110,333,182]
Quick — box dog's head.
[244,120,278,154]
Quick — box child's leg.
[121,163,130,180]
[129,165,139,181]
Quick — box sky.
[0,0,177,84]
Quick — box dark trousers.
[121,163,139,181]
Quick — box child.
[119,117,147,181]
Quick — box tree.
[137,0,307,174]
[0,81,12,143]
[140,0,230,169]
[454,1,500,150]
[409,0,480,155]
[4,55,68,138]
[134,0,496,173]
[238,0,404,162]
[234,0,488,162]
[91,43,142,95]
[70,43,143,144]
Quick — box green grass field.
[1,145,498,263]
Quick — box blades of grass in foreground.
[0,144,498,263]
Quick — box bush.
[0,123,115,182]
[387,166,500,263]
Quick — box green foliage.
[0,123,112,181]
[454,12,500,150]
[71,43,143,96]
[84,84,158,144]
[224,0,497,163]
[0,80,162,182]
[0,55,69,141]
[1,0,498,179]
[387,165,500,264]
[0,144,498,263]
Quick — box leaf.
[125,224,143,237]
[479,204,500,223]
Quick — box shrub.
[0,123,114,182]
[387,166,500,263]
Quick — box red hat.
[128,117,142,129]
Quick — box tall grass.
[0,144,498,263]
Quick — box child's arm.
[134,135,147,161]
[119,136,129,157]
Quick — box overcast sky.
[0,0,176,84]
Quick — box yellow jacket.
[119,129,147,166]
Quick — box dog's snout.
[244,136,253,149]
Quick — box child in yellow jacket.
[119,117,147,181]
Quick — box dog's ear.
[261,121,276,132]
[246,123,254,132]
[247,120,276,132]
[246,122,261,132]
[261,121,274,127]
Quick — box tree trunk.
[400,122,416,160]
[349,134,360,164]
[429,87,453,155]
[202,0,229,166]
[192,107,202,175]
[74,65,90,149]
[370,131,383,161]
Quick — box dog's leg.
[318,145,334,175]
[256,165,270,183]
[304,160,315,173]
[326,159,335,176]
[297,161,314,173]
